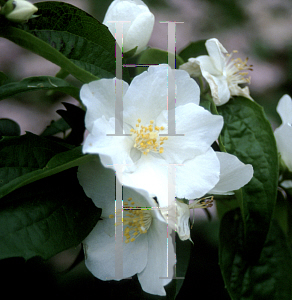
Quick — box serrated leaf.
[0,169,101,261]
[0,133,94,198]
[217,97,279,260]
[219,208,292,300]
[0,1,118,83]
[178,40,207,62]
[56,102,85,146]
[136,48,185,75]
[0,76,80,101]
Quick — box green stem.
[55,68,70,80]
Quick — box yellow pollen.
[108,198,153,244]
[131,119,168,155]
[225,50,253,86]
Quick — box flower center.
[225,50,253,86]
[130,119,168,155]
[109,197,152,244]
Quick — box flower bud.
[103,0,154,55]
[1,0,38,23]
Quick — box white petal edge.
[137,218,175,296]
[275,124,292,172]
[276,94,292,125]
[209,152,254,194]
[80,78,129,131]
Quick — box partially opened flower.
[160,151,254,241]
[1,0,38,23]
[103,0,154,54]
[78,158,174,296]
[274,94,292,173]
[80,64,225,207]
[179,38,253,106]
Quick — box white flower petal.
[103,0,154,55]
[157,103,223,163]
[123,65,169,126]
[175,68,201,106]
[205,38,228,72]
[179,38,252,106]
[83,218,148,281]
[78,158,167,283]
[120,154,170,206]
[209,152,254,194]
[137,219,175,296]
[229,85,253,101]
[203,72,230,105]
[193,55,222,76]
[123,65,200,127]
[78,158,116,217]
[175,148,221,200]
[280,180,292,189]
[179,57,201,77]
[80,78,129,131]
[276,94,292,125]
[275,124,292,172]
[82,116,133,166]
[160,201,191,241]
[124,11,154,53]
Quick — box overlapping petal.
[80,64,224,207]
[78,158,174,296]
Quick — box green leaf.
[0,119,21,137]
[178,40,207,62]
[56,102,85,146]
[0,71,8,86]
[0,76,80,101]
[0,1,117,83]
[219,208,292,300]
[175,236,192,297]
[136,48,185,75]
[217,97,279,259]
[0,133,94,198]
[0,169,101,260]
[40,117,70,137]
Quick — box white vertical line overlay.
[160,21,184,137]
[160,164,185,280]
[115,165,124,279]
[107,21,131,137]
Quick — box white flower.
[2,0,38,23]
[179,38,253,106]
[274,94,292,172]
[103,0,154,54]
[78,158,174,296]
[80,64,253,207]
[160,151,254,241]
